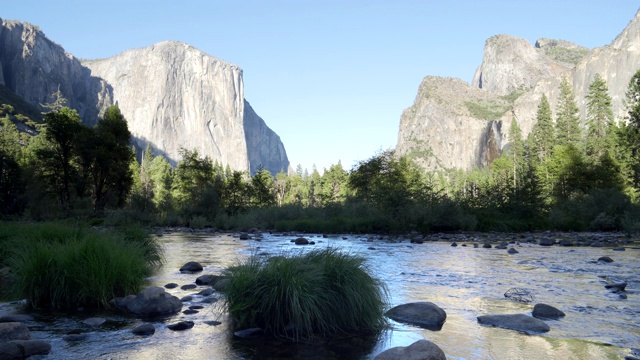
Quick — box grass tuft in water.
[221,247,388,341]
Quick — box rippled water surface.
[4,231,639,359]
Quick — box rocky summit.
[396,9,640,172]
[0,19,290,175]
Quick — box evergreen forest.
[2,71,640,234]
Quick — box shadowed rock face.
[0,19,289,175]
[396,9,640,172]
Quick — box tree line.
[1,71,639,233]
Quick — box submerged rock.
[374,339,446,360]
[598,256,614,263]
[294,237,309,245]
[82,317,106,327]
[126,287,182,317]
[168,321,194,331]
[477,314,550,334]
[605,282,627,292]
[0,322,30,342]
[132,324,155,336]
[385,302,447,331]
[0,340,51,359]
[179,261,204,273]
[532,303,565,320]
[195,274,224,286]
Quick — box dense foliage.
[0,222,161,308]
[1,72,640,233]
[221,248,388,340]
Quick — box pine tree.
[508,118,524,189]
[617,69,640,198]
[530,94,554,161]
[555,77,582,147]
[585,74,615,159]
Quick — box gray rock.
[181,284,197,290]
[204,320,222,326]
[532,303,565,320]
[590,241,605,247]
[482,243,492,249]
[126,287,182,317]
[110,294,136,310]
[451,242,458,247]
[167,321,194,331]
[294,237,309,245]
[197,288,215,296]
[374,339,446,360]
[0,340,51,359]
[613,247,626,251]
[605,282,627,292]
[385,302,446,331]
[195,274,224,286]
[239,233,251,240]
[179,261,203,273]
[181,295,193,302]
[477,314,550,334]
[132,323,155,336]
[508,247,519,254]
[182,309,199,315]
[164,283,179,289]
[560,239,574,246]
[598,256,614,263]
[538,238,555,246]
[0,322,30,342]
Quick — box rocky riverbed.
[1,230,638,359]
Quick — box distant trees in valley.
[1,71,640,233]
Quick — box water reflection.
[13,232,640,359]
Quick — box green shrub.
[2,222,161,309]
[221,248,388,340]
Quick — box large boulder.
[532,303,565,320]
[374,339,446,360]
[126,287,182,317]
[538,238,555,246]
[385,302,447,330]
[0,322,29,342]
[477,314,550,334]
[0,340,51,359]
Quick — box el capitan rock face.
[397,9,640,172]
[0,19,289,175]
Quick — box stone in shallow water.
[164,283,179,289]
[83,317,106,326]
[183,309,199,315]
[0,340,51,358]
[168,321,194,331]
[63,333,88,342]
[179,261,203,273]
[385,302,446,331]
[132,323,155,336]
[532,303,565,320]
[126,287,182,317]
[477,314,550,334]
[598,256,614,263]
[0,322,30,342]
[181,284,197,290]
[204,320,222,326]
[508,247,519,254]
[374,339,446,360]
[196,275,224,286]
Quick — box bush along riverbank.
[0,222,163,308]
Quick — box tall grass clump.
[221,248,388,341]
[3,222,162,309]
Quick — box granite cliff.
[397,9,640,172]
[0,19,289,175]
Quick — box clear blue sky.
[3,1,638,173]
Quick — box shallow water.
[4,232,639,359]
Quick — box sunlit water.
[2,231,639,359]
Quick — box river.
[2,231,638,359]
